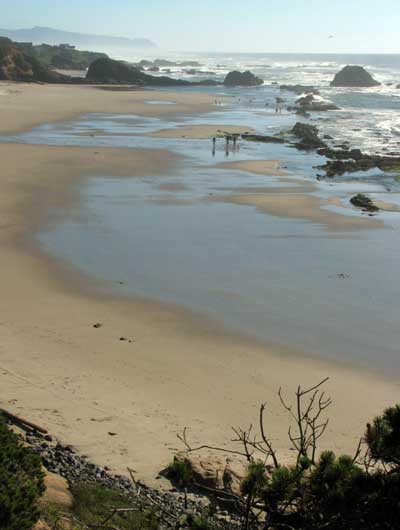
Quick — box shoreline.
[0,83,399,486]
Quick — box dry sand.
[0,83,398,485]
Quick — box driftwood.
[0,408,48,434]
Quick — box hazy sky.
[1,0,399,54]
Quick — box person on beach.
[212,136,216,156]
[233,135,237,149]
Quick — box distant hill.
[0,26,157,51]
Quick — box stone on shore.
[44,470,74,509]
[170,453,248,496]
[350,194,379,212]
[330,65,381,87]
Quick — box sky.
[0,0,399,54]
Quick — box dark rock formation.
[223,70,263,87]
[291,122,326,150]
[317,147,364,160]
[318,153,400,177]
[350,194,379,212]
[330,65,381,87]
[280,84,320,95]
[241,133,285,144]
[0,37,69,82]
[86,57,218,86]
[147,66,159,72]
[294,94,339,112]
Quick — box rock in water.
[291,122,326,149]
[330,65,381,87]
[223,70,263,86]
[350,194,379,212]
[280,84,320,95]
[294,94,339,112]
[86,57,218,86]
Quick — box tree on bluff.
[0,415,45,530]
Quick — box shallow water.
[4,104,396,376]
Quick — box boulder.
[350,194,379,212]
[330,65,381,87]
[168,452,248,496]
[291,122,326,149]
[43,470,73,509]
[223,70,263,87]
[294,94,339,112]
[86,58,146,84]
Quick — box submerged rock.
[330,65,381,87]
[241,133,285,144]
[223,70,263,86]
[350,194,379,212]
[280,84,320,95]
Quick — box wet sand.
[0,83,398,485]
[215,193,383,231]
[216,159,289,176]
[149,123,253,139]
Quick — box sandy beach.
[0,82,398,486]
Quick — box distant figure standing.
[212,136,216,156]
[275,96,284,114]
[233,136,237,149]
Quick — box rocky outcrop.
[166,453,248,497]
[350,194,379,212]
[293,94,339,112]
[318,152,400,177]
[291,122,326,150]
[0,37,68,82]
[241,133,285,144]
[330,65,381,87]
[223,70,263,87]
[86,57,218,86]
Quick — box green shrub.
[166,458,193,488]
[0,416,45,530]
[71,481,158,530]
